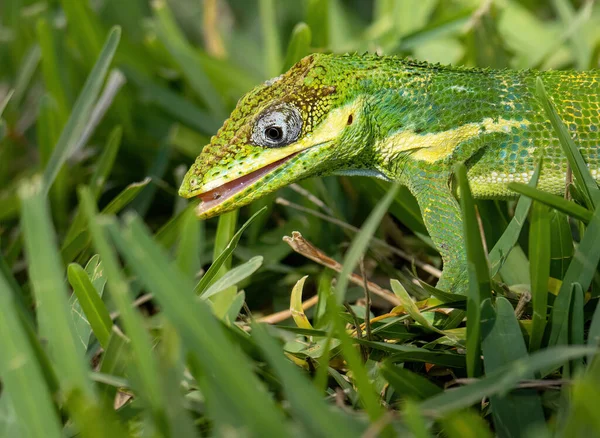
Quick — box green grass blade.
[282,22,312,72]
[152,0,226,118]
[508,182,593,223]
[108,213,289,435]
[98,330,130,407]
[391,279,444,334]
[36,18,69,119]
[194,207,266,295]
[19,177,94,396]
[480,298,546,436]
[529,202,551,352]
[259,0,282,77]
[79,186,171,434]
[331,302,389,431]
[251,321,359,436]
[380,362,442,400]
[548,202,600,351]
[489,161,541,277]
[536,77,599,209]
[210,209,239,313]
[61,178,151,262]
[420,345,596,416]
[42,27,121,194]
[456,163,491,378]
[64,126,123,245]
[402,400,433,438]
[67,263,112,349]
[335,182,400,304]
[201,256,263,299]
[440,410,493,438]
[176,203,202,277]
[306,0,329,48]
[0,271,63,438]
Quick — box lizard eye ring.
[252,103,302,148]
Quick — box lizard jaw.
[186,140,334,220]
[194,152,300,216]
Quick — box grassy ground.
[1,0,600,436]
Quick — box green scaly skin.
[179,54,600,293]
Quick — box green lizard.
[179,54,600,293]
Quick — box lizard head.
[179,53,375,219]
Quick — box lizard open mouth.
[196,152,300,215]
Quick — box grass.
[1,0,600,436]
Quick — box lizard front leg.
[407,171,468,293]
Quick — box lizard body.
[179,54,600,292]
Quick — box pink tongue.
[197,153,298,214]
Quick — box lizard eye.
[251,104,302,148]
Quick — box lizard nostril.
[347,114,353,125]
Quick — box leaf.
[290,275,313,330]
[391,279,445,335]
[201,256,263,300]
[480,298,546,436]
[67,262,112,349]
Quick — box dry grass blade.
[283,231,400,306]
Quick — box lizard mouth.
[195,152,300,216]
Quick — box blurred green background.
[1,1,600,436]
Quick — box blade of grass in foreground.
[0,271,62,438]
[80,187,178,436]
[456,163,491,378]
[20,179,128,437]
[420,345,596,416]
[508,182,593,223]
[194,207,266,295]
[42,26,121,194]
[109,213,288,435]
[19,177,94,397]
[251,322,359,436]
